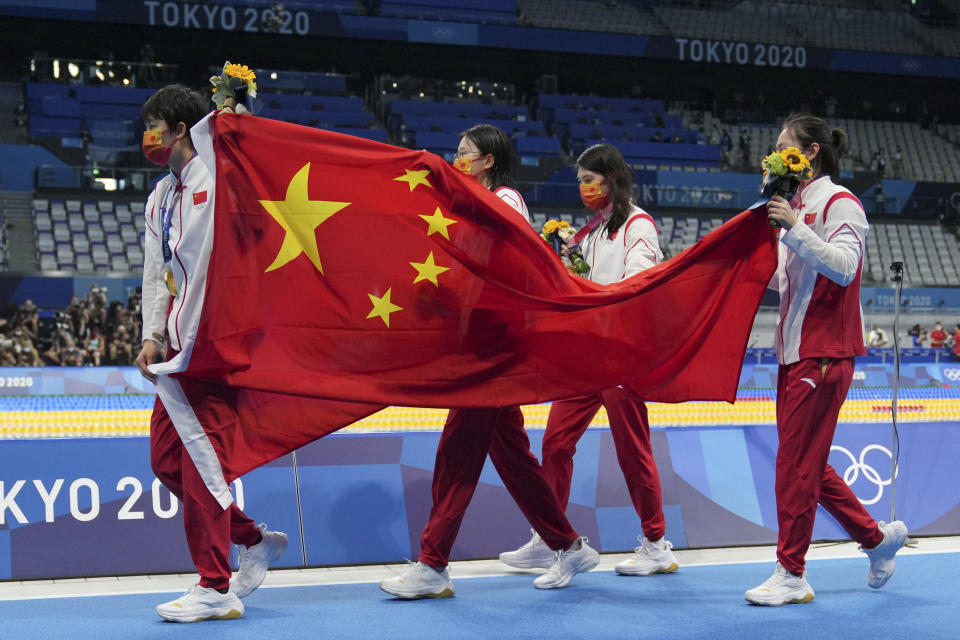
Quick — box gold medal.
[164,269,178,297]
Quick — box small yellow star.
[394,169,432,192]
[419,207,458,240]
[410,251,450,287]
[259,163,350,274]
[366,288,403,327]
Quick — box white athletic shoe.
[744,563,815,606]
[862,520,908,589]
[533,537,600,589]
[156,584,244,623]
[614,536,680,576]
[232,523,289,599]
[499,529,556,569]
[379,561,455,599]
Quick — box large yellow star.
[366,288,402,327]
[394,169,432,192]
[259,163,350,274]
[410,251,450,287]
[419,207,458,240]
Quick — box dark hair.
[141,84,208,146]
[459,123,516,190]
[782,113,847,181]
[576,143,634,237]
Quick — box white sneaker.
[379,561,455,599]
[533,537,600,589]
[614,536,680,576]
[232,523,289,599]
[861,520,908,589]
[744,563,815,606]
[156,584,244,623]
[499,529,556,569]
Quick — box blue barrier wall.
[0,420,955,579]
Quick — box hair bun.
[831,128,847,158]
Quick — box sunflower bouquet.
[757,147,814,226]
[209,61,258,110]
[541,219,590,275]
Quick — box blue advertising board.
[1,420,957,579]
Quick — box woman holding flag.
[499,143,680,577]
[744,113,907,606]
[379,124,599,599]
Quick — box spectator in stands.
[84,325,105,366]
[866,324,888,347]
[14,299,39,340]
[86,284,108,327]
[499,142,678,581]
[12,101,28,144]
[67,295,87,338]
[59,345,83,367]
[17,343,41,367]
[649,130,663,143]
[907,323,927,347]
[930,321,948,348]
[874,148,886,183]
[653,111,665,128]
[739,132,751,170]
[696,128,706,145]
[745,112,907,607]
[892,146,903,179]
[380,123,597,600]
[0,339,15,366]
[107,323,135,366]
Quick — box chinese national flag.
[166,114,776,490]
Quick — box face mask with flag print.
[453,156,474,177]
[579,181,610,210]
[142,128,175,166]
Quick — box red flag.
[158,114,776,490]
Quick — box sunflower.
[224,63,256,83]
[762,152,787,176]
[779,147,809,173]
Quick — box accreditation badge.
[163,269,178,297]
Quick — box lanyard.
[158,179,184,265]
[570,205,611,247]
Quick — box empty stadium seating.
[33,197,143,272]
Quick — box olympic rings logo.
[900,59,921,72]
[943,368,960,382]
[830,444,898,505]
[431,26,455,39]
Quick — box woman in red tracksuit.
[744,113,908,606]
[499,143,679,577]
[378,124,598,600]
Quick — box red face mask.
[142,128,175,166]
[579,181,610,210]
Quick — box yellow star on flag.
[394,169,432,192]
[410,251,450,287]
[259,163,350,274]
[419,207,458,240]
[366,288,403,327]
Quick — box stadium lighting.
[95,68,105,81]
[94,178,118,191]
[270,72,278,79]
[67,62,79,78]
[122,78,130,86]
[52,59,60,79]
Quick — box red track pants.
[150,396,261,590]
[418,406,579,568]
[775,357,882,575]
[542,386,666,541]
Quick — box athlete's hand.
[135,340,160,383]
[767,196,798,230]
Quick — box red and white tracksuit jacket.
[772,175,868,365]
